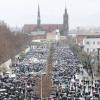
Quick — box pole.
[91,68,93,98]
[24,81,27,100]
[24,66,27,100]
[41,73,43,100]
[97,48,100,72]
[90,58,94,98]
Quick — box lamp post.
[41,72,46,100]
[41,73,43,100]
[90,59,95,84]
[24,81,27,100]
[24,66,27,100]
[90,56,96,99]
[97,48,100,72]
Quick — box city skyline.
[0,0,100,29]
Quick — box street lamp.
[91,58,95,80]
[90,56,96,99]
[24,66,28,100]
[24,81,27,100]
[97,48,100,72]
[41,73,43,100]
[40,72,46,100]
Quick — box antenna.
[65,0,67,8]
[65,0,68,9]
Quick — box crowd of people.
[0,43,49,100]
[14,44,48,74]
[50,42,100,100]
[0,41,100,100]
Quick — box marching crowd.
[50,42,100,100]
[0,43,49,100]
[0,41,100,100]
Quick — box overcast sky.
[0,0,100,29]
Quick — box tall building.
[63,7,69,36]
[22,4,69,36]
[37,4,41,28]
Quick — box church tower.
[63,7,69,36]
[37,4,41,28]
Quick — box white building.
[55,29,60,41]
[46,29,61,41]
[76,32,100,54]
[83,37,100,54]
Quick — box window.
[86,41,89,45]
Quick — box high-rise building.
[63,7,69,36]
[37,4,41,28]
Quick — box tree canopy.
[0,21,32,64]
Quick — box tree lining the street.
[36,42,53,98]
[66,36,92,75]
[0,21,32,64]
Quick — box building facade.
[76,33,100,54]
[83,37,100,54]
[62,8,69,36]
[22,5,69,36]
